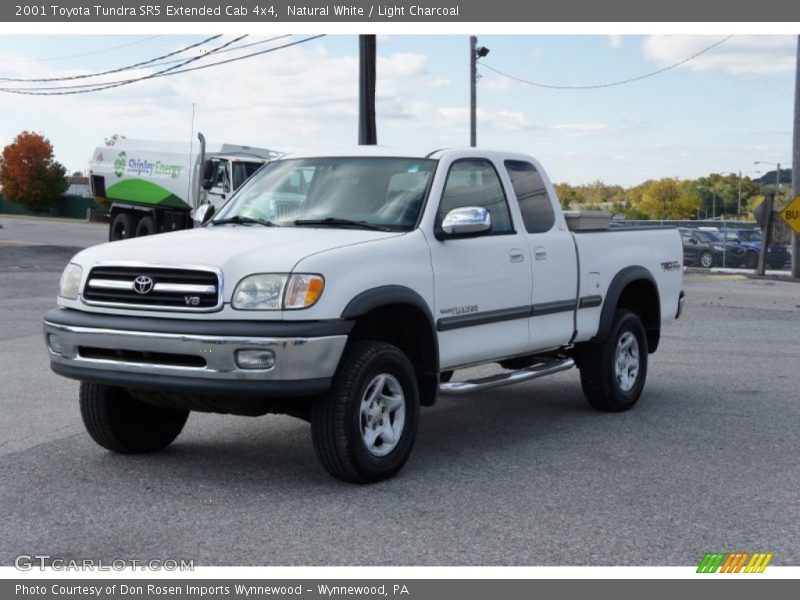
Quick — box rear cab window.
[503,160,555,234]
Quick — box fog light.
[47,334,63,354]
[234,349,276,370]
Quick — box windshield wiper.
[212,216,276,227]
[293,218,392,232]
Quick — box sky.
[0,34,796,186]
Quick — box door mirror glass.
[194,203,215,225]
[441,206,491,237]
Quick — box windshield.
[215,157,436,231]
[231,161,264,190]
[696,231,724,243]
[738,229,761,242]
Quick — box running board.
[439,358,575,396]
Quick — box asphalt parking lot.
[1,217,798,566]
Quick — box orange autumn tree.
[0,131,68,213]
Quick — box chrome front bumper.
[43,309,351,396]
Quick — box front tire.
[578,309,648,412]
[744,252,758,269]
[699,251,714,268]
[109,212,136,241]
[311,342,420,483]
[79,382,189,453]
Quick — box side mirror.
[194,203,215,225]
[441,206,491,237]
[201,178,213,191]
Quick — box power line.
[0,35,293,87]
[0,35,223,83]
[0,35,327,96]
[1,35,163,62]
[481,35,734,90]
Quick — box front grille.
[79,347,207,368]
[82,266,221,311]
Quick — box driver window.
[213,162,230,193]
[438,158,513,234]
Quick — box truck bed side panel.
[572,228,683,343]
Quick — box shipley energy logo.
[697,552,774,573]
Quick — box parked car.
[679,228,745,268]
[721,228,788,269]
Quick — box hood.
[74,225,403,276]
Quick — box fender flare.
[341,285,440,404]
[591,266,659,344]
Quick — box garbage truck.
[89,133,280,241]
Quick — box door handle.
[509,248,524,263]
[534,246,547,260]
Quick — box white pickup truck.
[44,147,684,483]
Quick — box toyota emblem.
[133,275,154,295]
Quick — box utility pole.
[737,170,742,217]
[358,34,377,145]
[470,36,490,147]
[792,35,800,278]
[470,36,477,147]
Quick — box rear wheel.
[110,212,136,241]
[578,309,648,412]
[134,215,157,237]
[311,342,420,483]
[79,382,189,453]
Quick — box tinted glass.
[504,160,555,233]
[438,159,513,234]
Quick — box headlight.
[231,274,324,310]
[58,263,83,300]
[712,244,724,251]
[232,274,286,310]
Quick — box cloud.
[608,35,623,49]
[643,35,796,74]
[548,123,612,135]
[482,77,511,92]
[0,38,458,170]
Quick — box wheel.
[743,252,758,269]
[79,382,189,453]
[109,212,136,241]
[134,215,157,237]
[578,309,648,412]
[311,342,420,483]
[699,251,714,268]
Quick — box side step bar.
[439,357,575,396]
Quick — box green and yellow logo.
[114,151,127,178]
[697,552,773,573]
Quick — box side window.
[212,162,230,193]
[504,160,555,234]
[438,159,513,234]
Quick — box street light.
[470,36,490,147]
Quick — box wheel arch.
[342,286,439,406]
[591,266,661,353]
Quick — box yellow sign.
[781,195,800,234]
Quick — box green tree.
[554,183,579,210]
[0,131,68,213]
[639,178,701,219]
